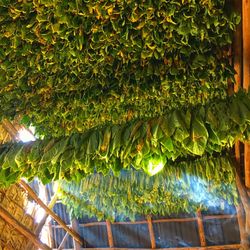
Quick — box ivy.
[57,155,238,221]
[0,91,249,187]
[0,0,240,136]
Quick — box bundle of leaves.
[57,155,238,221]
[0,0,240,136]
[0,91,249,187]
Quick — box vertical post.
[236,205,250,250]
[233,0,242,92]
[106,220,114,248]
[243,0,250,189]
[236,170,250,235]
[147,215,156,249]
[196,210,206,247]
[71,218,81,250]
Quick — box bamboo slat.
[0,205,51,250]
[19,180,85,246]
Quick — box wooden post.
[236,205,250,250]
[0,205,51,250]
[243,0,250,189]
[147,215,156,249]
[235,169,250,235]
[232,0,242,92]
[19,180,85,246]
[106,220,114,248]
[196,210,206,247]
[71,218,82,250]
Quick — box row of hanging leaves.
[0,0,240,136]
[0,90,249,187]
[57,154,238,221]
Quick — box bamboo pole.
[243,0,250,189]
[106,220,114,248]
[0,204,51,250]
[147,215,156,249]
[196,210,206,247]
[19,180,85,246]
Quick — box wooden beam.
[203,214,236,220]
[243,0,250,189]
[0,204,51,250]
[147,215,156,249]
[71,218,81,250]
[232,0,242,92]
[106,220,114,248]
[196,210,206,247]
[19,180,85,246]
[2,119,19,141]
[74,214,236,229]
[58,232,69,250]
[235,169,250,235]
[236,205,250,250]
[58,245,241,250]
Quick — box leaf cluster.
[0,91,249,187]
[57,155,238,221]
[0,0,240,136]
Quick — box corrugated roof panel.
[112,223,151,248]
[204,217,240,246]
[79,225,109,248]
[153,221,200,248]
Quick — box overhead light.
[146,158,165,176]
[18,127,36,142]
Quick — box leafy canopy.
[0,0,240,136]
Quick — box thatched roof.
[0,184,37,250]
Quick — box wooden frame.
[50,210,241,249]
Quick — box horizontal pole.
[52,214,236,229]
[52,244,241,250]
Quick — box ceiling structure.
[0,0,249,250]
